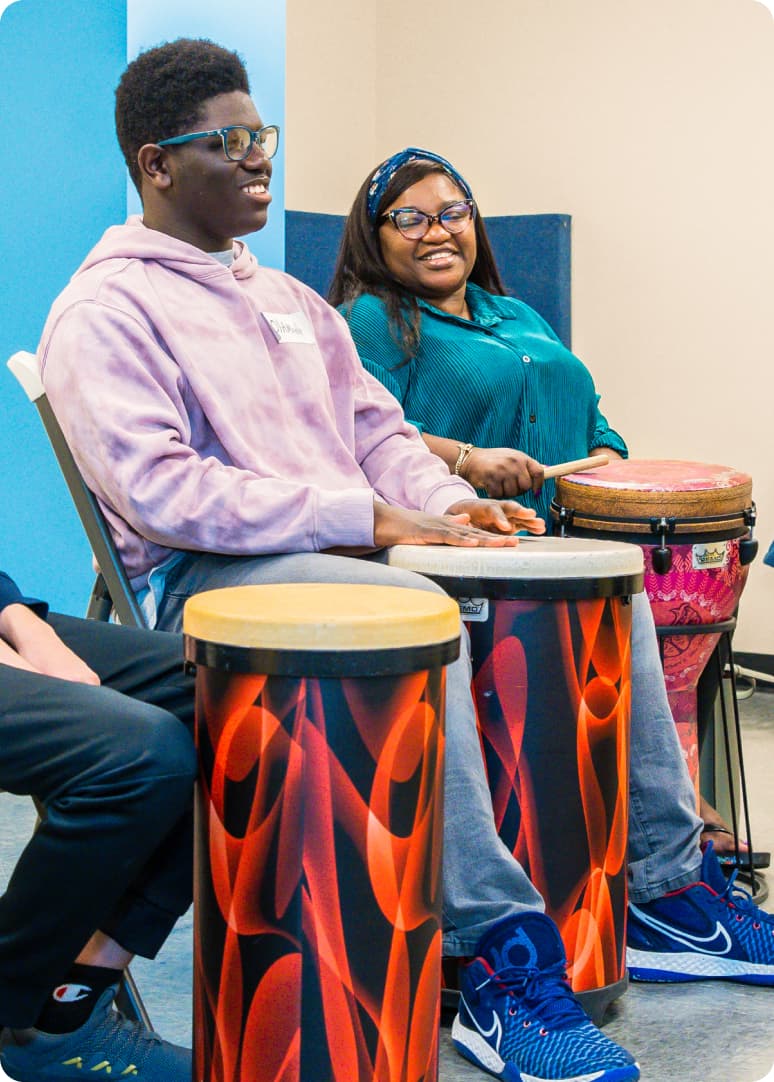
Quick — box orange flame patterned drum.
[184,583,460,1082]
[387,538,644,1017]
[551,459,756,794]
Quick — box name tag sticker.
[262,311,316,345]
[692,541,728,570]
[459,597,489,622]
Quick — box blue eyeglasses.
[157,124,280,162]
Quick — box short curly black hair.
[115,38,250,192]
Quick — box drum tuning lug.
[652,545,673,574]
[739,537,758,566]
[649,516,673,574]
[555,504,574,537]
[740,503,758,565]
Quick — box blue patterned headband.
[366,147,474,222]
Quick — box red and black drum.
[387,538,644,1018]
[551,459,757,794]
[183,583,460,1082]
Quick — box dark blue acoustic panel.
[285,210,571,347]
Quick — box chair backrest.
[6,351,146,628]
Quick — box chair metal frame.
[7,351,151,1027]
[7,352,145,628]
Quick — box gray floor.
[1,689,773,1082]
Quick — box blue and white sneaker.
[451,912,640,1081]
[0,985,191,1081]
[627,841,774,985]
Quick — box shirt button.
[529,413,536,423]
[522,355,531,363]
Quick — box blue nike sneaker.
[0,985,191,1081]
[451,911,640,1081]
[627,841,774,984]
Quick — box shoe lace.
[718,871,774,925]
[490,961,587,1029]
[87,1007,164,1067]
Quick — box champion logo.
[53,983,92,1003]
[629,903,733,956]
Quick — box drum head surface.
[387,536,643,581]
[554,458,752,530]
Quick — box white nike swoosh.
[630,903,733,955]
[459,991,502,1050]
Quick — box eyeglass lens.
[225,126,279,161]
[392,201,474,239]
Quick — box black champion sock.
[34,963,123,1034]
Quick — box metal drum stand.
[656,616,767,902]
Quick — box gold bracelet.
[454,442,474,476]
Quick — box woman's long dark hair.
[328,159,507,361]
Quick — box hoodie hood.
[72,214,260,283]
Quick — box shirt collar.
[416,282,509,328]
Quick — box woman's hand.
[0,604,100,685]
[372,502,520,548]
[460,447,544,497]
[445,499,545,536]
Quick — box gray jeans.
[156,551,701,955]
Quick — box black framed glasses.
[157,124,280,162]
[379,199,476,240]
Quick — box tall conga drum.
[387,538,644,1020]
[551,459,756,794]
[183,583,460,1082]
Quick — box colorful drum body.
[551,459,755,793]
[387,538,644,1009]
[184,583,460,1082]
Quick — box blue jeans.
[156,552,701,955]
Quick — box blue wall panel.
[0,0,285,612]
[0,0,128,612]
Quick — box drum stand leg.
[713,632,767,900]
[656,619,767,901]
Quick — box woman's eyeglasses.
[379,199,476,240]
[157,124,280,162]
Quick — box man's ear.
[137,144,173,190]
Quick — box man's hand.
[461,448,545,498]
[372,502,522,549]
[446,499,546,536]
[0,604,100,685]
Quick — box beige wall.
[287,0,774,653]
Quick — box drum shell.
[551,461,754,792]
[184,584,458,1082]
[387,539,643,997]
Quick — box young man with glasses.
[0,568,195,1081]
[36,37,653,1082]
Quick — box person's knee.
[94,702,197,817]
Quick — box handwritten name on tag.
[262,311,315,345]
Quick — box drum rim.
[550,498,754,537]
[184,635,461,677]
[410,571,644,601]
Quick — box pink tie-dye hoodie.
[39,218,475,586]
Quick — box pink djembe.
[552,459,756,796]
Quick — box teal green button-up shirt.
[341,284,627,523]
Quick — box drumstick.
[543,454,609,480]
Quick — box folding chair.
[7,351,145,628]
[6,350,151,1028]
